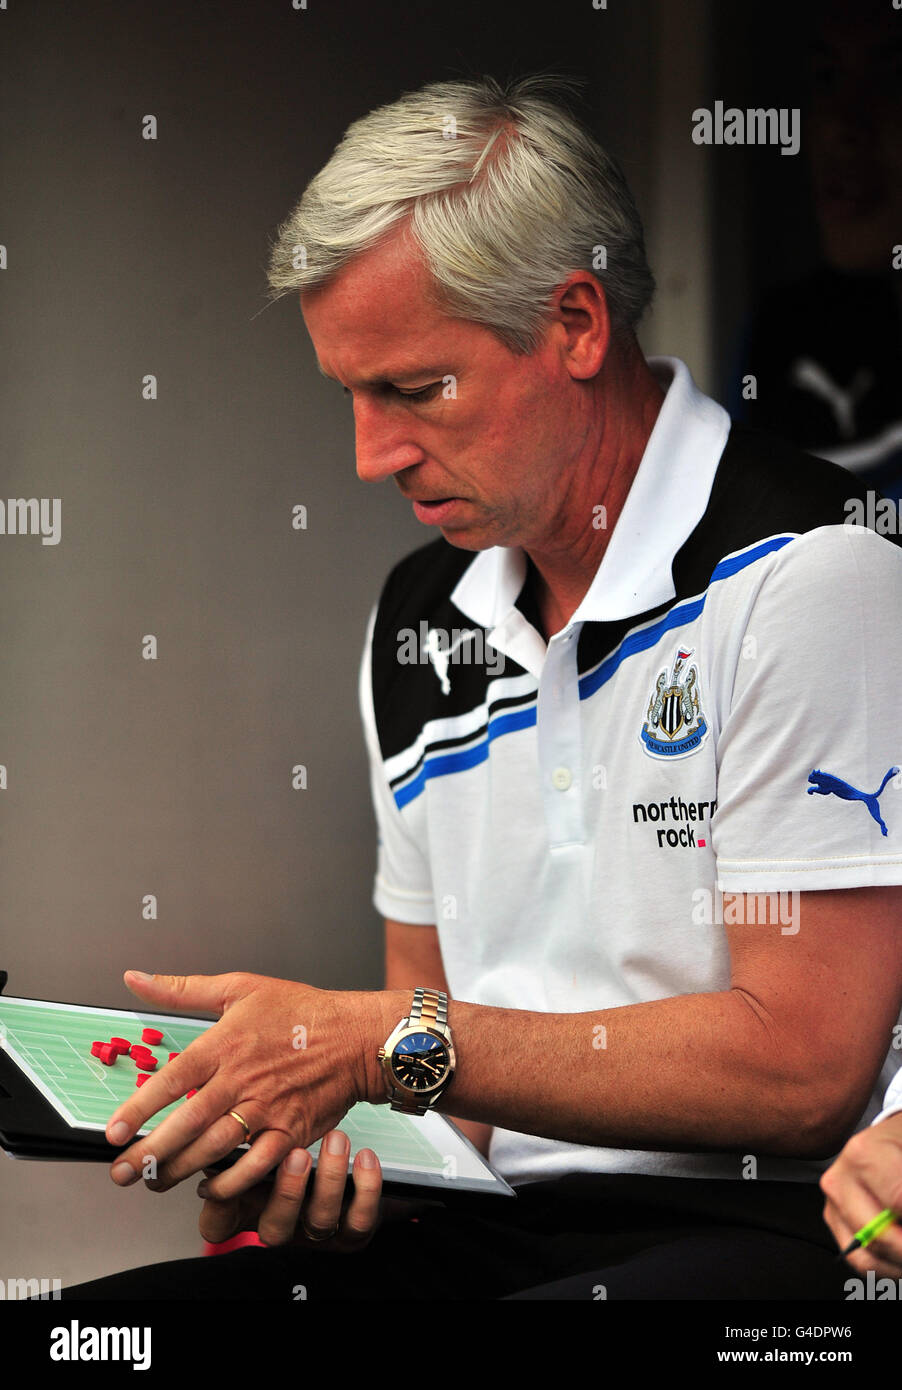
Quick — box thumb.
[123,970,230,1015]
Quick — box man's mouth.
[411,497,462,524]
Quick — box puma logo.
[425,627,478,695]
[790,358,873,440]
[807,766,899,837]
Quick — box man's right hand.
[198,1129,384,1251]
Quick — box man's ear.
[552,271,610,382]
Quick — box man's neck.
[525,341,666,639]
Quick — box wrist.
[356,989,408,1106]
[377,986,457,1116]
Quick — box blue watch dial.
[390,1031,450,1092]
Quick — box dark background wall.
[709,0,823,401]
[0,0,880,1288]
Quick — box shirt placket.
[537,623,586,848]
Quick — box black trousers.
[57,1173,850,1300]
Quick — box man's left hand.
[105,970,390,1197]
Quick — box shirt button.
[551,766,572,791]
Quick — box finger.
[823,1196,902,1278]
[838,1239,902,1280]
[822,1195,859,1261]
[333,1149,382,1251]
[821,1161,902,1263]
[257,1150,313,1247]
[109,1078,252,1187]
[198,1192,248,1245]
[122,969,240,1017]
[188,1128,294,1202]
[853,1240,902,1279]
[144,1109,267,1192]
[850,1217,902,1273]
[106,1045,217,1153]
[197,1174,272,1245]
[302,1130,351,1239]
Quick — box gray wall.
[0,0,707,1287]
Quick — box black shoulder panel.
[671,421,901,599]
[370,537,526,763]
[577,422,901,675]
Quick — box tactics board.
[0,995,514,1193]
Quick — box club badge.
[640,647,709,760]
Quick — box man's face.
[300,225,589,553]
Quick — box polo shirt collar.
[450,356,730,632]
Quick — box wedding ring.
[227,1110,251,1143]
[301,1216,340,1243]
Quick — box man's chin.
[435,523,499,552]
[409,500,509,550]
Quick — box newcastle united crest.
[640,647,709,760]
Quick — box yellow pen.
[839,1208,898,1258]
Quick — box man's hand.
[199,1131,384,1250]
[104,970,393,1198]
[820,1113,902,1277]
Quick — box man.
[63,73,902,1299]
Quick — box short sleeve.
[358,602,435,923]
[713,525,902,892]
[871,1067,902,1127]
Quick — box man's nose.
[353,396,424,484]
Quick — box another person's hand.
[820,1112,902,1277]
[199,1131,383,1251]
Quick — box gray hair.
[266,72,655,355]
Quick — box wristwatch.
[378,987,456,1115]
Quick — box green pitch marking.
[307,1102,449,1173]
[0,998,458,1175]
[0,997,214,1136]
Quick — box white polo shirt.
[874,1070,902,1127]
[359,356,902,1186]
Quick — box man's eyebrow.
[315,360,450,386]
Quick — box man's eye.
[395,382,440,400]
[342,382,441,401]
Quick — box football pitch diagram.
[0,996,500,1187]
[0,996,214,1134]
[305,1098,446,1171]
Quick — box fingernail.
[108,1121,130,1145]
[358,1149,377,1168]
[285,1149,309,1175]
[325,1130,347,1155]
[128,971,154,982]
[112,1162,137,1185]
[197,1181,209,1198]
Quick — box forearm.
[370,987,832,1159]
[445,1116,493,1157]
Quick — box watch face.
[390,1031,450,1092]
